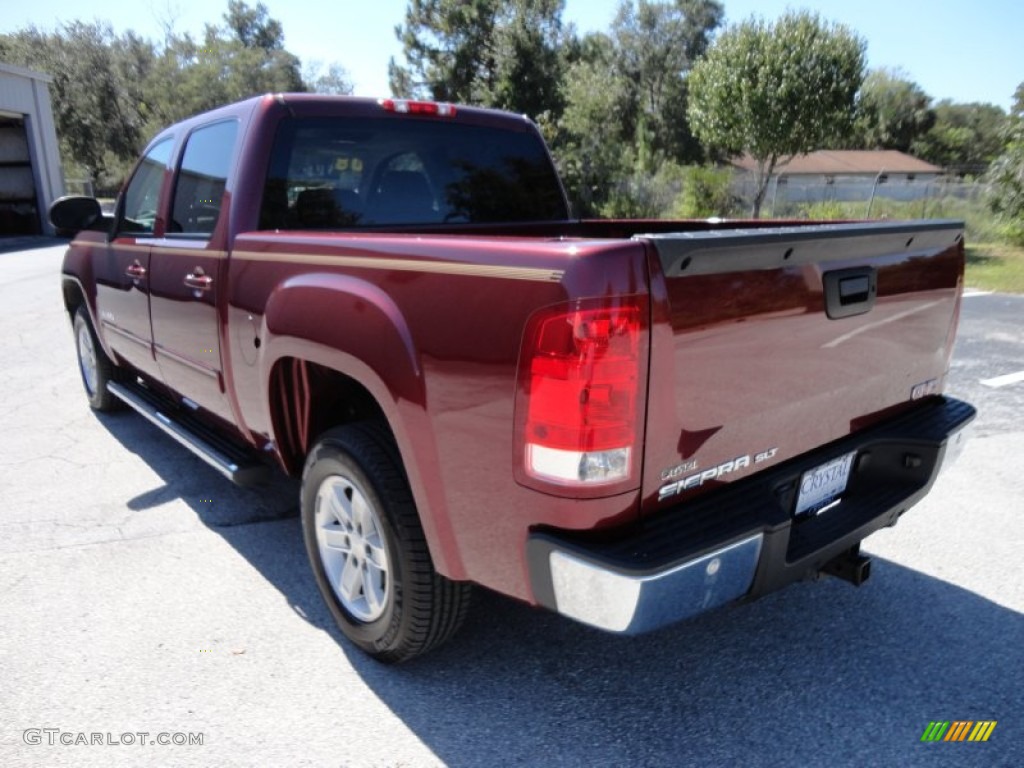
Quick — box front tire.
[301,423,472,663]
[73,307,120,412]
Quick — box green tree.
[477,0,566,117]
[552,2,722,214]
[612,0,721,117]
[389,0,497,102]
[687,11,866,217]
[141,1,304,130]
[223,0,284,50]
[303,61,354,95]
[553,34,632,213]
[911,100,1007,174]
[854,68,934,152]
[610,0,722,166]
[672,165,735,217]
[987,93,1024,244]
[389,0,566,117]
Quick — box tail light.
[515,296,648,494]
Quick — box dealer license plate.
[795,451,856,517]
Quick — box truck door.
[94,138,174,378]
[149,120,239,423]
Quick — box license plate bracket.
[795,451,856,517]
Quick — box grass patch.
[965,243,1024,293]
[789,196,1003,244]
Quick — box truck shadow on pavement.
[96,410,1022,767]
[351,568,1022,767]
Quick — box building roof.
[731,150,942,176]
[0,62,53,83]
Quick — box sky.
[2,0,1021,110]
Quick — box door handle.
[184,270,213,291]
[125,261,147,279]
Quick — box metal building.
[0,62,64,236]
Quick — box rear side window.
[170,120,239,236]
[259,116,568,229]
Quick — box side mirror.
[49,195,102,234]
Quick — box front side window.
[170,120,239,236]
[120,138,173,235]
[260,116,568,230]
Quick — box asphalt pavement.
[0,242,1021,767]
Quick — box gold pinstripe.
[232,249,565,282]
[71,241,228,258]
[149,246,228,258]
[69,242,564,281]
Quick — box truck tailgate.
[640,220,965,512]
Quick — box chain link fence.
[730,174,997,241]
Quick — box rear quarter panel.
[227,233,650,600]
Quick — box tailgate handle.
[823,267,877,319]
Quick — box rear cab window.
[259,116,568,230]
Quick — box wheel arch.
[62,274,118,362]
[62,275,86,317]
[259,274,466,580]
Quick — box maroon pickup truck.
[54,94,975,662]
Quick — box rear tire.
[301,422,472,662]
[73,307,121,412]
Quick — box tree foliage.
[389,0,499,103]
[389,0,566,117]
[687,11,866,217]
[673,165,735,217]
[552,1,722,214]
[854,68,934,152]
[223,0,284,50]
[912,100,1008,174]
[0,2,345,188]
[142,2,304,129]
[987,90,1024,244]
[612,0,721,118]
[610,0,722,166]
[303,61,355,96]
[480,0,565,117]
[553,34,632,213]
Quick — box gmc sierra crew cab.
[53,94,975,662]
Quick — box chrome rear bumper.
[527,396,975,635]
[545,535,762,633]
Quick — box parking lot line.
[980,370,1024,388]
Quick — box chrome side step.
[107,381,269,486]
